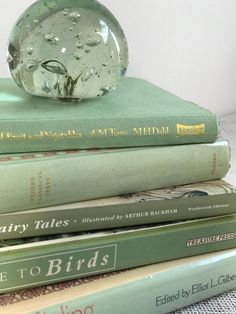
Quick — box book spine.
[1,193,235,240]
[0,141,230,213]
[29,251,236,314]
[0,215,235,293]
[0,114,218,153]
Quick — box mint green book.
[1,249,235,314]
[0,180,235,240]
[0,140,230,213]
[0,77,218,153]
[0,214,235,293]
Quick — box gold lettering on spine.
[30,172,51,204]
[37,172,43,203]
[30,177,36,202]
[176,124,205,136]
[40,130,82,141]
[211,153,217,175]
[46,177,51,197]
[90,128,128,137]
[0,130,83,142]
[0,126,171,142]
[133,127,169,136]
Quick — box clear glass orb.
[7,0,129,99]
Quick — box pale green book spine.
[0,215,235,293]
[0,180,235,240]
[0,78,219,153]
[28,250,236,314]
[0,141,230,213]
[0,112,218,153]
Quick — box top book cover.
[0,77,218,153]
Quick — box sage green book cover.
[0,214,235,293]
[0,140,230,213]
[0,180,235,240]
[0,77,218,153]
[1,249,236,314]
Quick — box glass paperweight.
[7,0,129,99]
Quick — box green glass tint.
[8,0,129,99]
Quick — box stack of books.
[0,77,235,314]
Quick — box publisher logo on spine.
[186,232,236,247]
[176,124,205,137]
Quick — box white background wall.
[1,0,236,115]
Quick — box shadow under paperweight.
[7,0,129,100]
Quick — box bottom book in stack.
[0,249,236,314]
